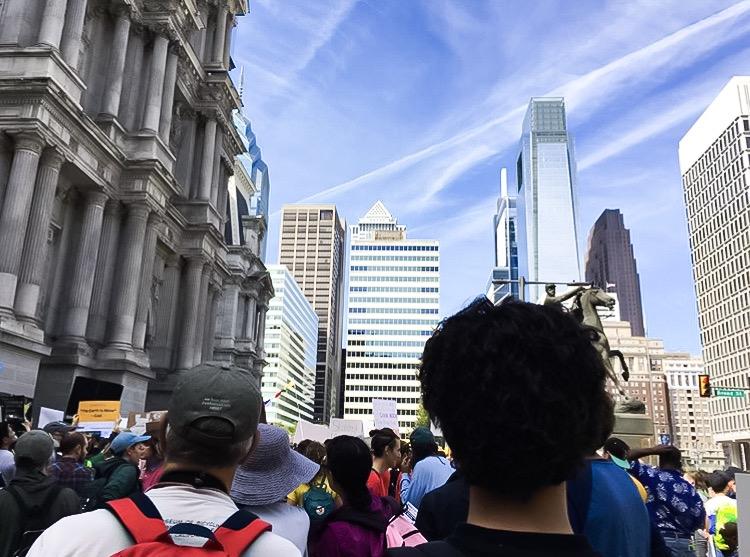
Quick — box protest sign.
[292,420,330,444]
[0,395,25,420]
[77,400,121,423]
[372,398,399,435]
[329,418,364,438]
[38,407,64,429]
[126,411,166,435]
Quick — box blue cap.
[110,432,151,455]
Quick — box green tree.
[415,402,430,428]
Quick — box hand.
[400,454,412,474]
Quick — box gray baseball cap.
[14,430,54,467]
[168,363,262,447]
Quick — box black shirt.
[415,471,470,541]
[388,523,601,557]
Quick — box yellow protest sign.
[77,401,121,423]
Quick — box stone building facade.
[0,0,272,415]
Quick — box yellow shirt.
[287,475,337,506]
[629,475,648,503]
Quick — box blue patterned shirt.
[630,461,705,537]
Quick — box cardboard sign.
[372,399,400,435]
[38,407,64,429]
[329,418,364,438]
[77,401,121,423]
[126,411,166,435]
[292,420,330,444]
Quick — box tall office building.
[262,266,317,429]
[585,209,646,336]
[663,355,725,469]
[679,76,750,467]
[344,201,440,432]
[487,168,519,302]
[516,98,581,301]
[279,205,346,422]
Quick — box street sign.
[714,387,746,398]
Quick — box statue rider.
[542,284,585,310]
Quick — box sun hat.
[410,426,435,446]
[230,424,320,506]
[168,363,262,448]
[110,432,151,455]
[603,437,631,469]
[14,430,55,467]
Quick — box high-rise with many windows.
[585,209,645,336]
[344,201,440,432]
[679,76,750,467]
[279,205,346,422]
[516,98,581,301]
[487,168,519,302]
[262,265,317,429]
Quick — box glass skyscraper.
[487,168,519,302]
[516,98,581,301]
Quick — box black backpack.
[6,484,62,557]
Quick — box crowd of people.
[0,298,742,556]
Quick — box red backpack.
[105,493,271,557]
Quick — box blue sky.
[232,0,750,355]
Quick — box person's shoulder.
[244,530,302,556]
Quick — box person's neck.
[467,484,573,535]
[372,457,388,474]
[162,462,237,492]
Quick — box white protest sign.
[38,407,64,429]
[372,398,399,435]
[329,418,364,438]
[292,420,331,444]
[76,422,115,436]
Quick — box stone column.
[60,0,88,70]
[45,190,77,334]
[132,213,161,350]
[100,11,131,119]
[216,282,239,343]
[0,133,44,313]
[60,191,108,341]
[244,296,257,340]
[37,0,68,49]
[0,0,24,45]
[255,302,268,348]
[235,294,247,338]
[198,116,217,200]
[216,161,231,223]
[142,34,169,134]
[222,16,233,68]
[152,255,180,368]
[14,148,65,321]
[106,203,149,349]
[175,111,197,196]
[176,257,204,370]
[210,143,222,208]
[212,4,228,64]
[158,48,179,144]
[192,265,211,365]
[87,200,122,344]
[202,287,219,362]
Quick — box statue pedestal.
[613,413,654,449]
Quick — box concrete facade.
[0,0,272,415]
[679,76,750,468]
[585,209,646,337]
[279,205,346,423]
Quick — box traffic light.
[698,374,711,398]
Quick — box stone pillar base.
[0,315,51,396]
[613,413,655,450]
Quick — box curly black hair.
[419,297,613,501]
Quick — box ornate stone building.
[0,0,273,415]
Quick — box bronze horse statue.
[570,287,630,396]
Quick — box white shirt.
[27,484,301,557]
[704,493,737,518]
[246,501,310,556]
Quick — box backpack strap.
[211,509,271,557]
[106,492,169,544]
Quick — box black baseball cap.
[168,363,262,447]
[603,437,631,468]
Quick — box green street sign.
[714,387,746,398]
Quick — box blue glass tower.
[516,98,581,301]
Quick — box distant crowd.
[0,298,742,556]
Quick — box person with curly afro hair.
[389,297,612,557]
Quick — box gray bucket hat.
[230,424,320,506]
